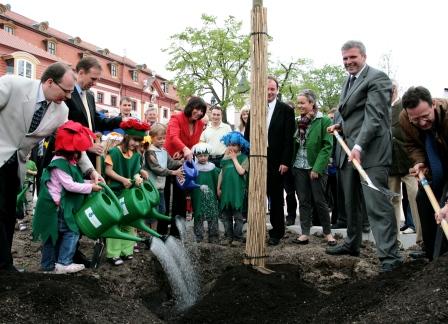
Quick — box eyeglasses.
[407,112,432,125]
[55,82,73,95]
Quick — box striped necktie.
[28,101,48,133]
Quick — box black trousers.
[157,175,186,237]
[283,169,297,222]
[267,161,286,239]
[0,159,20,270]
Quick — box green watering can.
[75,183,142,242]
[117,181,171,239]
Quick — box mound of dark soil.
[0,272,161,323]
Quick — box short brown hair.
[149,123,166,137]
[76,56,102,73]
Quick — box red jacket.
[164,113,204,157]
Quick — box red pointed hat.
[120,118,150,137]
[55,120,95,152]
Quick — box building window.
[131,101,137,111]
[111,64,117,77]
[17,59,33,79]
[161,82,168,93]
[97,92,104,104]
[163,109,168,119]
[5,58,14,74]
[47,41,56,55]
[131,70,138,82]
[111,95,117,107]
[3,25,14,35]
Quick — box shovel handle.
[333,131,371,184]
[418,172,448,240]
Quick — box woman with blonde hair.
[238,107,250,134]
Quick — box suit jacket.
[0,75,93,181]
[66,89,121,132]
[245,100,295,167]
[335,65,392,169]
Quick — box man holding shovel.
[325,40,402,273]
[399,86,448,260]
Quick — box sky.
[8,0,448,97]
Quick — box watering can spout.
[102,225,142,242]
[149,207,172,221]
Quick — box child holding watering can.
[191,143,220,243]
[32,121,102,274]
[217,131,250,246]
[104,119,150,266]
[144,123,183,230]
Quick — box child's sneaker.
[231,240,243,247]
[18,222,27,231]
[108,257,124,266]
[121,255,133,261]
[54,263,85,274]
[133,245,140,253]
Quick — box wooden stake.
[244,2,269,269]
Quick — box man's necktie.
[348,76,356,89]
[80,91,93,130]
[28,101,48,133]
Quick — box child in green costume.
[191,143,220,243]
[32,121,101,274]
[217,131,250,246]
[104,119,150,266]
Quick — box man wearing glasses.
[0,62,98,272]
[399,86,448,259]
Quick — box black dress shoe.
[285,218,295,226]
[409,251,427,259]
[379,260,403,273]
[0,265,24,273]
[267,237,280,246]
[325,244,359,256]
[331,223,347,229]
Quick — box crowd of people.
[1,40,448,275]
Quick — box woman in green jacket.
[292,90,336,246]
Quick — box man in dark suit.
[245,76,295,245]
[67,56,122,159]
[326,40,402,272]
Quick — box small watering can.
[140,180,160,207]
[75,183,142,242]
[176,160,200,190]
[116,183,169,239]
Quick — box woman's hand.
[183,147,193,161]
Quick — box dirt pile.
[3,229,448,323]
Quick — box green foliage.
[163,14,251,117]
[271,61,345,114]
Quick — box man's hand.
[327,124,341,134]
[436,204,448,224]
[90,170,104,184]
[87,143,104,156]
[349,148,361,164]
[310,171,319,180]
[279,164,289,175]
[410,163,428,177]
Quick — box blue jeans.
[41,209,79,271]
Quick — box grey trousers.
[340,163,401,265]
[292,168,331,235]
[220,208,244,241]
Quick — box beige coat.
[0,75,93,182]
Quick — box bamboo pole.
[244,0,268,269]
